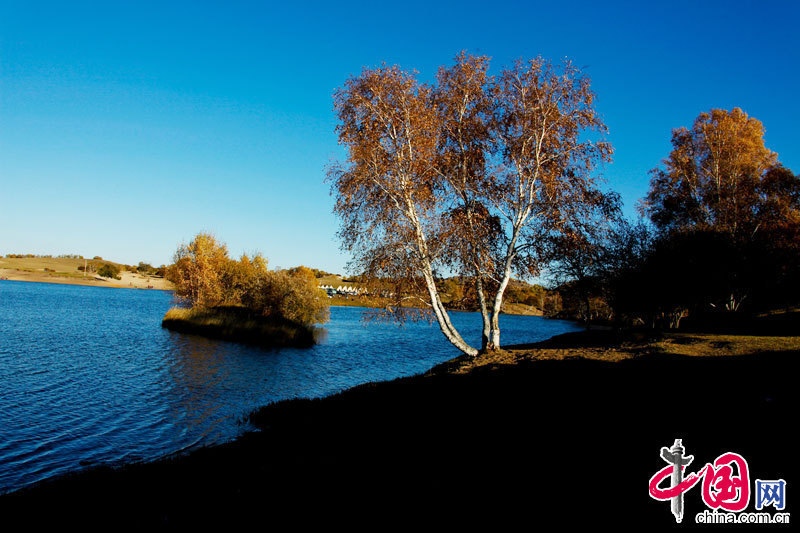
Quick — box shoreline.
[0,275,545,316]
[161,306,318,348]
[0,269,173,291]
[327,295,544,316]
[1,329,797,526]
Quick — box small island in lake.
[161,233,329,348]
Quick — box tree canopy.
[640,108,787,238]
[166,233,329,327]
[329,53,613,355]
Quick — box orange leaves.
[328,53,613,354]
[167,234,329,327]
[643,108,784,237]
[167,232,230,308]
[330,53,612,268]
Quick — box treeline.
[4,253,85,259]
[308,267,335,279]
[165,233,329,328]
[77,261,164,279]
[328,52,797,355]
[129,262,165,276]
[3,254,166,278]
[83,261,165,277]
[549,108,800,329]
[438,277,550,312]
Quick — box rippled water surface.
[0,280,580,493]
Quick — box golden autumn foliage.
[329,52,612,355]
[167,233,230,308]
[641,108,787,237]
[165,233,328,328]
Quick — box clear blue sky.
[2,0,798,273]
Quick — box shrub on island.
[162,233,329,348]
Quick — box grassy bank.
[2,329,797,527]
[161,306,318,348]
[450,328,800,371]
[0,256,173,290]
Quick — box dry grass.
[500,302,543,316]
[162,306,317,348]
[316,274,359,288]
[652,332,800,357]
[0,257,103,271]
[450,330,800,374]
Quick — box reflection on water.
[0,280,580,493]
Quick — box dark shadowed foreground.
[2,331,796,529]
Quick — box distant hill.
[0,256,172,290]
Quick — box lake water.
[0,280,580,494]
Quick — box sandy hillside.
[0,257,173,291]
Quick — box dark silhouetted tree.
[640,109,800,315]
